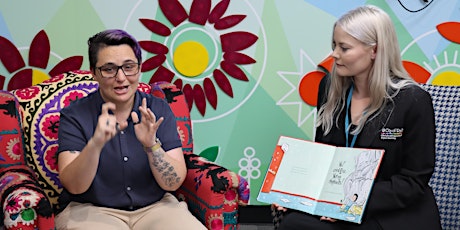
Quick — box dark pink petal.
[159,0,188,27]
[223,51,256,65]
[189,0,211,25]
[48,56,84,77]
[139,41,169,54]
[139,19,171,36]
[182,84,194,110]
[29,30,50,68]
[203,78,217,109]
[214,15,246,30]
[0,36,25,73]
[220,61,248,81]
[148,65,175,84]
[209,0,230,23]
[141,54,166,72]
[0,75,5,89]
[193,84,206,116]
[8,69,33,91]
[173,78,183,89]
[213,69,233,97]
[221,32,258,52]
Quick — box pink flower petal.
[182,84,194,110]
[173,78,183,89]
[189,0,211,25]
[49,56,84,77]
[0,36,25,73]
[139,18,171,36]
[220,61,248,81]
[213,69,233,97]
[220,32,258,52]
[8,69,33,91]
[139,41,169,55]
[159,0,188,27]
[214,15,246,30]
[0,75,5,89]
[141,55,166,72]
[209,0,230,23]
[193,84,206,116]
[149,65,175,84]
[29,30,50,68]
[223,51,256,65]
[203,78,217,109]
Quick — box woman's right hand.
[271,203,288,212]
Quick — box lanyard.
[345,85,358,147]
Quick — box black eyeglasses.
[96,63,140,78]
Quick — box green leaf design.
[199,146,219,162]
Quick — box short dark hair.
[87,29,142,71]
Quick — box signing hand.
[93,102,127,146]
[131,98,164,147]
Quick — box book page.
[317,148,384,222]
[270,136,336,200]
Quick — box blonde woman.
[276,5,441,230]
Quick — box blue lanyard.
[345,85,358,147]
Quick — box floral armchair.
[0,70,249,230]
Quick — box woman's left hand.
[320,216,337,222]
[131,97,164,147]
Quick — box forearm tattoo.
[150,150,182,187]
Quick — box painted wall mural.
[1,0,459,204]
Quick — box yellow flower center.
[173,41,209,77]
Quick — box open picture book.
[257,136,385,224]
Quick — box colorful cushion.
[0,91,25,170]
[11,71,98,211]
[0,165,54,230]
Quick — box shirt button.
[120,131,124,134]
[126,186,131,191]
[123,156,128,162]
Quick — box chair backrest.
[421,84,460,230]
[0,91,26,170]
[10,70,193,212]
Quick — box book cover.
[257,136,385,224]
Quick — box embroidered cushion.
[0,91,25,169]
[11,71,99,210]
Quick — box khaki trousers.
[55,193,207,230]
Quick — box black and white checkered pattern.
[422,84,460,230]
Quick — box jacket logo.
[380,128,403,140]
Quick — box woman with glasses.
[55,29,206,230]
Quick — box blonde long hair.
[316,5,415,135]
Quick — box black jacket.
[315,76,441,229]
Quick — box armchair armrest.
[175,153,249,230]
[0,165,54,230]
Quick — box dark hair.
[87,29,142,70]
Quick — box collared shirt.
[57,90,182,211]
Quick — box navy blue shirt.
[57,90,182,211]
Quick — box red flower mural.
[140,0,258,116]
[0,30,83,91]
